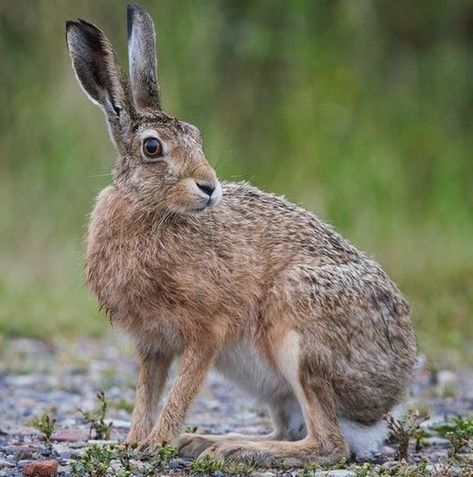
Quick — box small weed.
[435,415,473,458]
[115,443,140,477]
[71,444,115,477]
[333,457,349,469]
[191,455,224,474]
[111,399,134,414]
[70,443,178,477]
[155,444,178,463]
[79,391,113,440]
[185,425,198,433]
[413,427,430,452]
[438,384,458,399]
[351,461,430,477]
[302,462,321,476]
[384,409,429,461]
[190,454,251,475]
[29,412,56,445]
[354,463,373,477]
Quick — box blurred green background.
[0,1,472,364]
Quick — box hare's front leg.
[127,350,173,443]
[144,345,217,448]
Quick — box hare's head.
[66,4,221,214]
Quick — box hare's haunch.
[66,4,416,466]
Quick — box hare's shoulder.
[221,182,362,264]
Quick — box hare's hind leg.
[178,396,305,458]
[201,331,349,466]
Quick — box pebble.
[51,430,83,442]
[424,436,451,447]
[22,460,58,477]
[437,370,458,388]
[311,471,355,477]
[104,419,130,429]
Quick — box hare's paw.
[177,434,216,458]
[200,441,275,467]
[126,423,152,445]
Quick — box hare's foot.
[200,438,348,467]
[177,432,275,458]
[126,420,153,445]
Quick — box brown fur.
[66,4,416,466]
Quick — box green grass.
[0,1,472,365]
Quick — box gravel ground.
[0,335,472,476]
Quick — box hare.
[66,4,416,467]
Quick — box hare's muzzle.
[194,179,222,208]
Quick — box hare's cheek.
[168,179,207,213]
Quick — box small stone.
[104,419,130,429]
[380,445,396,457]
[424,436,451,447]
[0,459,14,468]
[168,458,187,470]
[437,370,457,387]
[22,459,58,477]
[425,464,462,476]
[51,444,71,459]
[86,439,119,446]
[7,445,35,460]
[51,430,83,442]
[313,471,356,477]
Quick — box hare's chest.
[85,190,166,316]
[86,228,155,312]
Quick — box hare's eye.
[142,137,163,160]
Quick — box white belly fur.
[214,340,292,403]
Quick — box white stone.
[437,370,457,387]
[313,471,356,477]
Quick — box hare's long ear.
[66,19,134,150]
[127,4,161,110]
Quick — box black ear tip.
[127,3,143,19]
[66,19,80,32]
[127,5,135,39]
[127,3,151,22]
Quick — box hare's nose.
[196,182,215,197]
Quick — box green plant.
[413,427,430,452]
[302,462,321,477]
[111,399,134,414]
[155,445,178,463]
[29,412,56,445]
[333,457,349,469]
[435,416,473,458]
[79,391,113,440]
[384,410,430,461]
[354,463,373,477]
[352,461,431,477]
[71,444,115,477]
[184,425,198,433]
[115,443,139,477]
[190,454,251,475]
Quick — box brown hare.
[66,4,416,467]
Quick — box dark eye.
[142,137,163,159]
